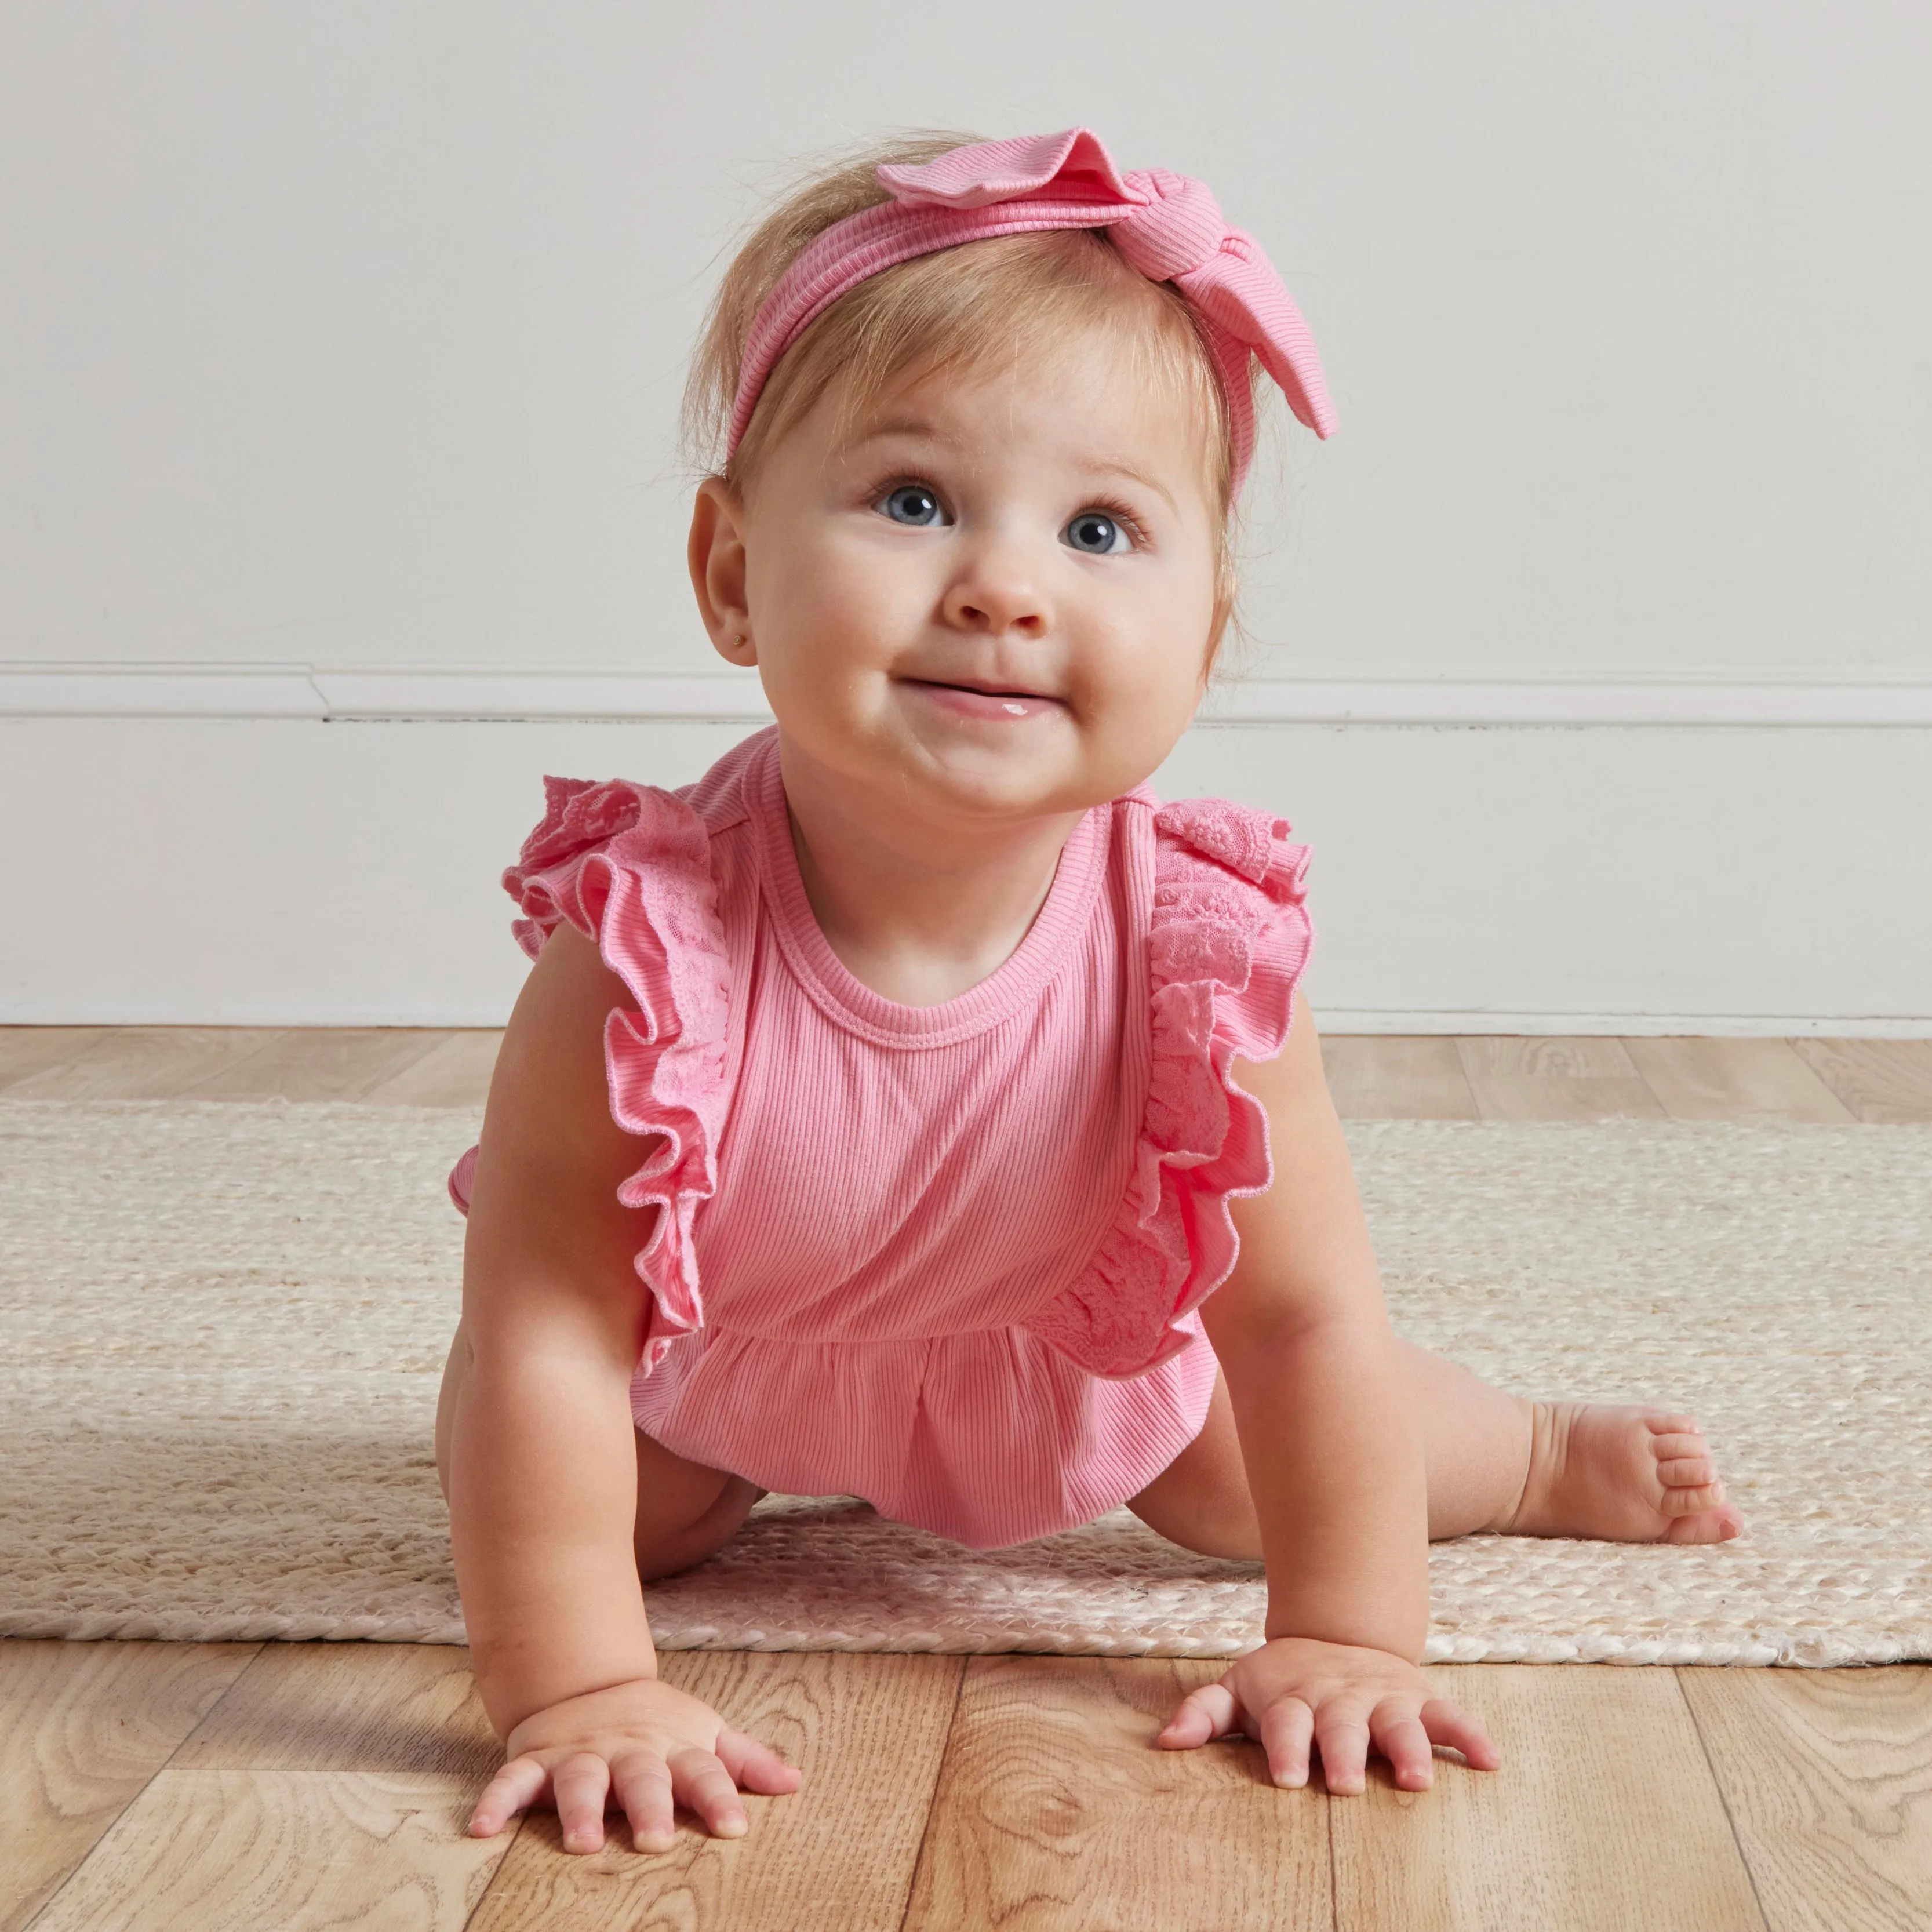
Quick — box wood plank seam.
[1625,1038,1676,1120]
[16,1810,115,1931]
[894,1658,970,1932]
[157,1639,526,1930]
[1325,1778,1340,1932]
[10,1642,267,1932]
[163,1642,270,1763]
[459,1815,534,1932]
[24,1767,514,1932]
[1631,1038,1680,1120]
[1674,1667,1774,1932]
[10,1639,521,1932]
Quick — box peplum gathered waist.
[627,1316,1224,1550]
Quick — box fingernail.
[719,1811,747,1835]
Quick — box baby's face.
[711,331,1224,823]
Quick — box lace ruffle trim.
[449,776,730,1377]
[1021,798,1314,1379]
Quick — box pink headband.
[727,128,1337,496]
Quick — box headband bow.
[727,128,1336,495]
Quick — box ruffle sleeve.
[447,775,732,1377]
[1021,798,1314,1379]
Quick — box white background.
[2,2,1928,1027]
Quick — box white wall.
[3,3,1929,1027]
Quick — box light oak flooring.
[3,1025,1930,1931]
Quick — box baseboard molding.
[1198,677,1932,729]
[6,663,1932,727]
[0,665,772,722]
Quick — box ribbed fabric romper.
[449,727,1314,1550]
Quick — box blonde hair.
[682,133,1258,653]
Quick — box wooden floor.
[3,1026,1930,1931]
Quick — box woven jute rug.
[2,1100,1927,1665]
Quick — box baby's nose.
[942,551,1050,638]
[951,596,1046,638]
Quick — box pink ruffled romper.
[450,728,1313,1549]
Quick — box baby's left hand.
[1155,1636,1500,1795]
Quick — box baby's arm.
[1157,990,1499,1792]
[447,925,798,1851]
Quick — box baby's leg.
[1125,1343,1741,1556]
[1395,1340,1741,1543]
[435,1320,765,1582]
[628,1427,768,1581]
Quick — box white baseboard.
[1198,676,1932,728]
[1,665,331,719]
[5,661,1932,727]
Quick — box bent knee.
[1126,1450,1258,1556]
[1123,1373,1262,1560]
[1127,1489,1262,1560]
[634,1471,766,1581]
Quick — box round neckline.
[745,733,1109,1047]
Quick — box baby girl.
[436,128,1740,1855]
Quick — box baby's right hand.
[470,1676,804,1854]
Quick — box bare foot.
[1491,1402,1744,1544]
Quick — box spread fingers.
[1370,1702,1435,1790]
[470,1755,547,1838]
[714,1724,804,1795]
[1156,1681,1239,1749]
[668,1745,749,1838]
[1421,1697,1501,1771]
[1258,1697,1315,1789]
[1314,1708,1373,1796]
[610,1752,679,1855]
[550,1752,613,1854]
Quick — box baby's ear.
[687,476,756,664]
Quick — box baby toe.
[1646,1411,1702,1436]
[1656,1454,1717,1487]
[1661,1478,1727,1516]
[1665,1502,1744,1544]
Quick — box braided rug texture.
[2,1100,1927,1665]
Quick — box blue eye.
[1063,510,1132,555]
[878,483,948,526]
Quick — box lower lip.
[905,681,1063,722]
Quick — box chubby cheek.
[751,532,882,665]
[1085,682,1203,794]
[747,534,925,752]
[1071,620,1213,791]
